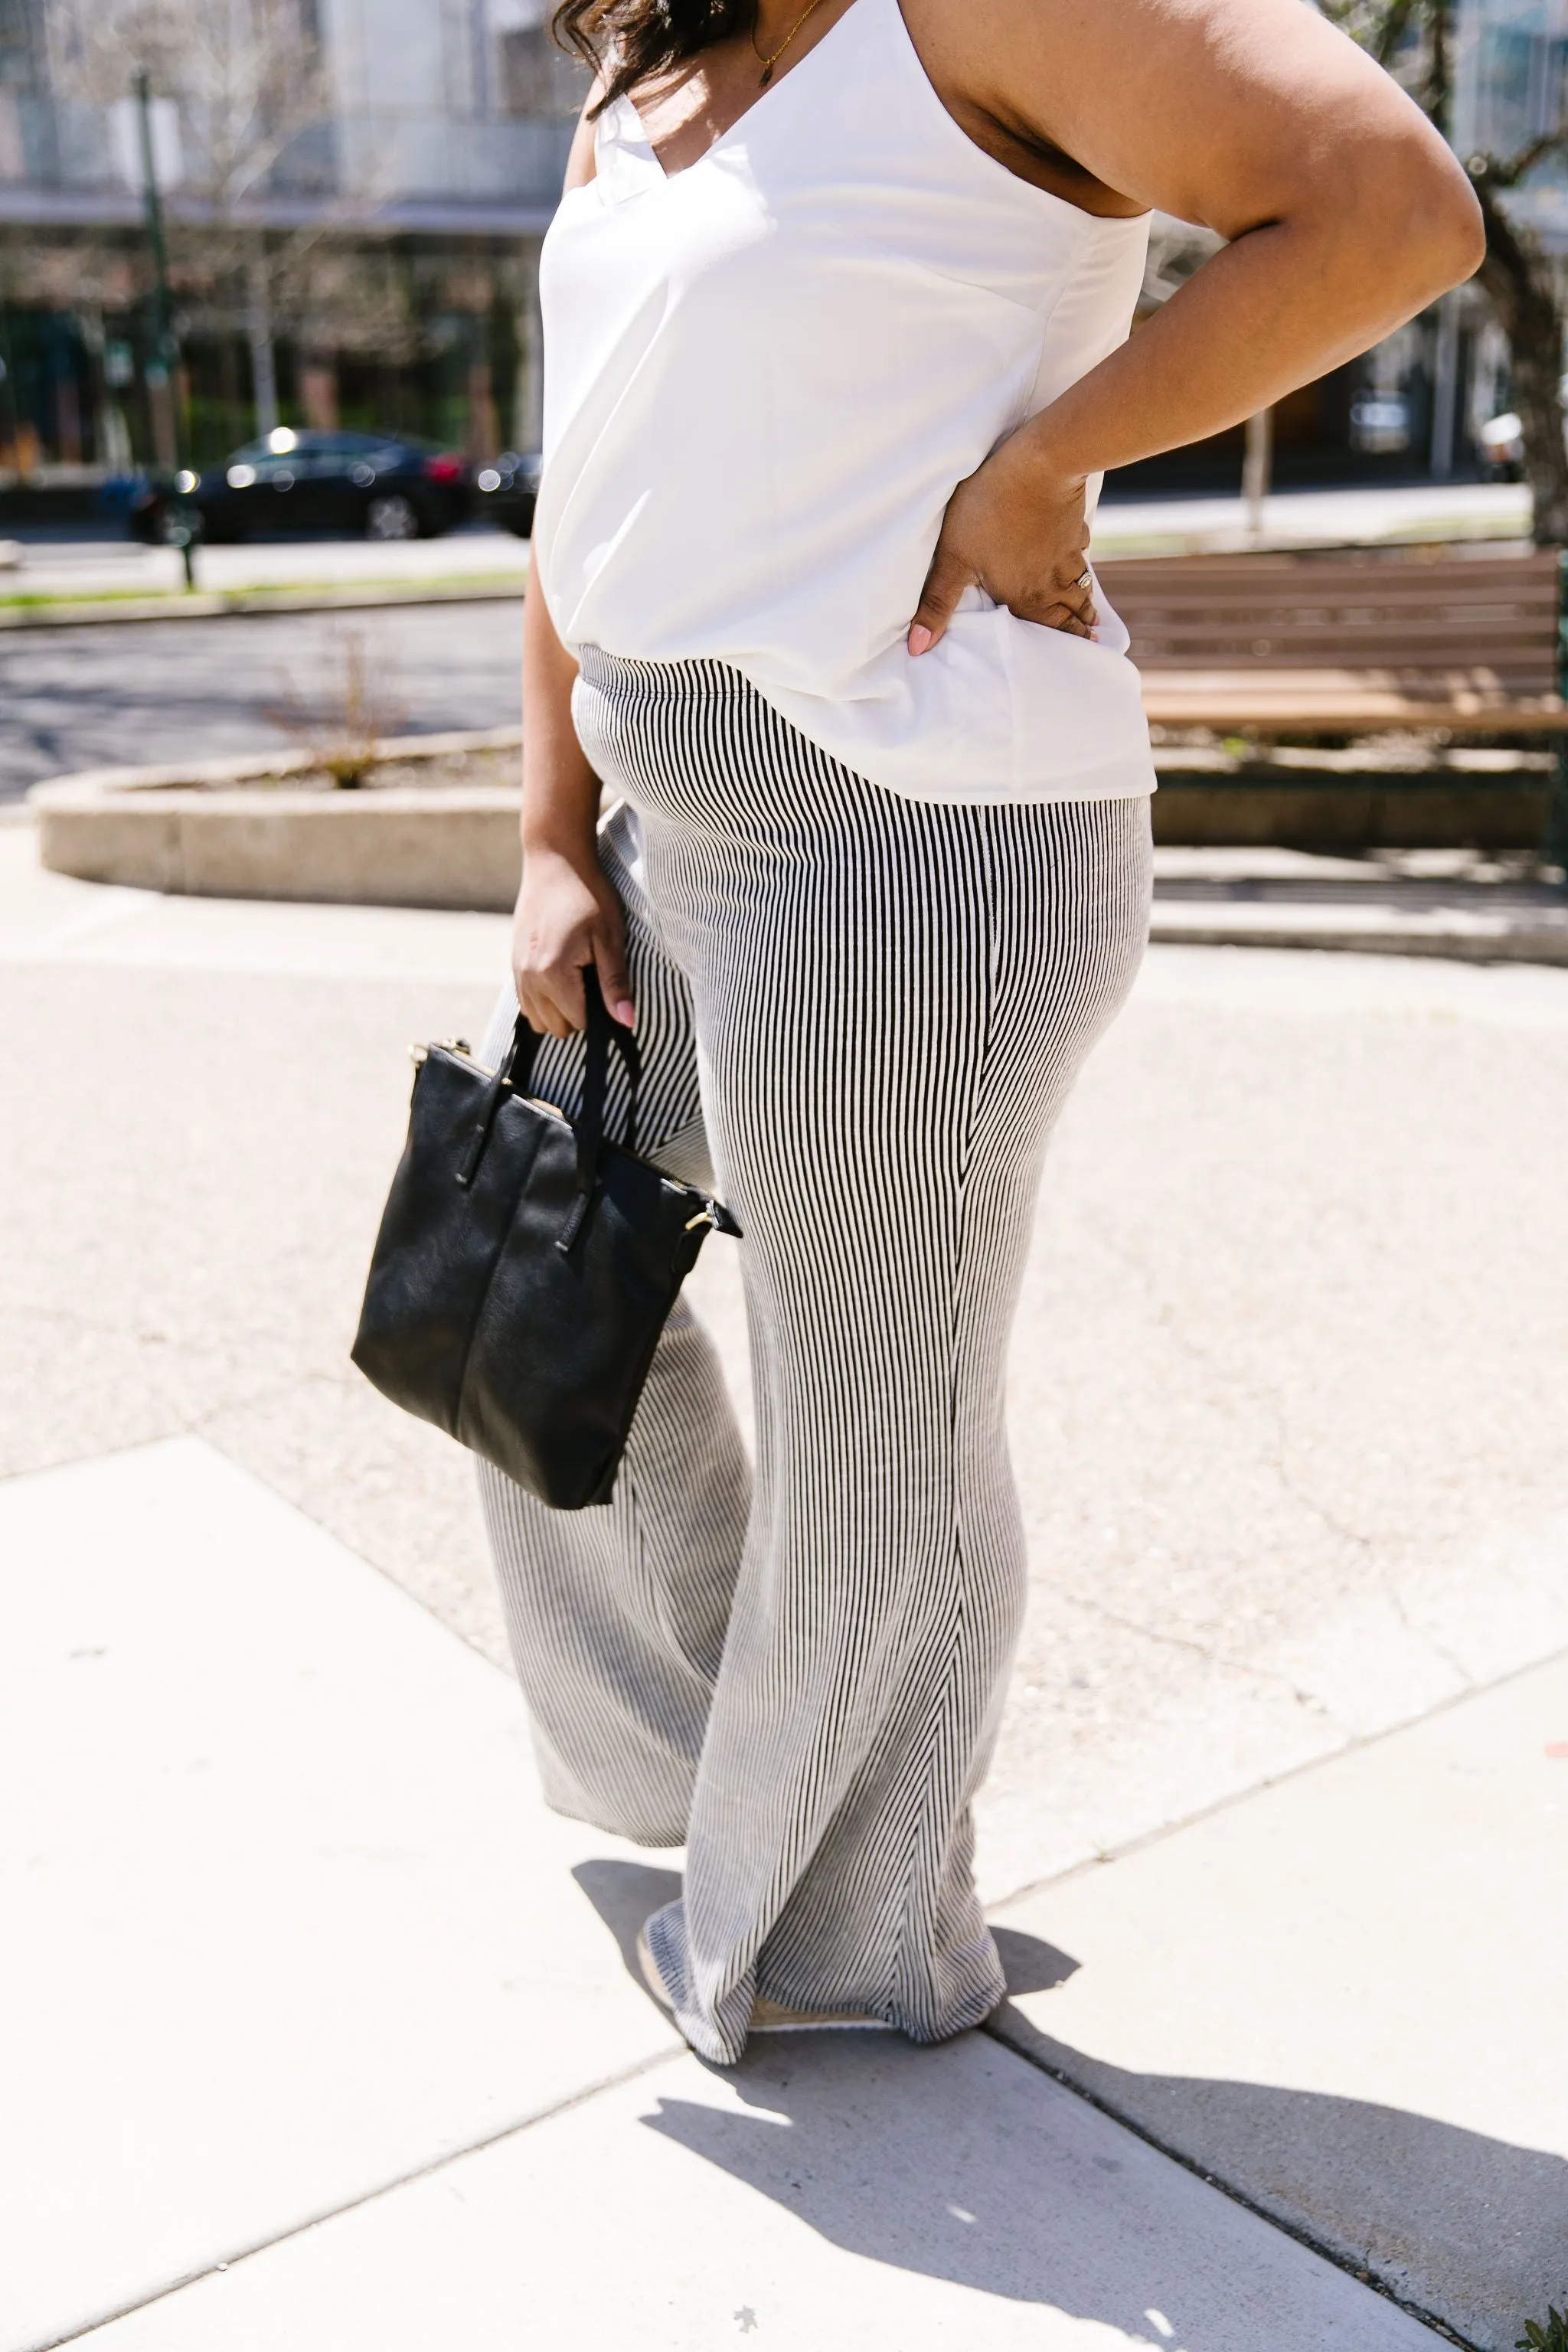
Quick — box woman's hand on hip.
[511,842,634,1040]
[908,436,1094,656]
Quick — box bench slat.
[1102,571,1558,597]
[1125,627,1554,650]
[1088,550,1566,729]
[1132,650,1557,680]
[1096,553,1560,580]
[1119,616,1559,637]
[1141,677,1568,730]
[1101,573,1557,597]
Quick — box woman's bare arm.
[511,92,635,1042]
[513,575,635,1040]
[907,0,1485,650]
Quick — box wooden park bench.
[1094,546,1568,737]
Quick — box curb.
[0,574,528,629]
[1149,900,1568,965]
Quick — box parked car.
[472,449,541,537]
[1348,392,1413,456]
[129,428,472,544]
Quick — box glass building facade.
[0,0,581,486]
[1,0,1563,497]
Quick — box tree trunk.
[299,352,338,432]
[247,252,279,439]
[1476,177,1568,543]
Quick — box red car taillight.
[422,452,464,482]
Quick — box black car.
[129,429,473,544]
[472,449,541,538]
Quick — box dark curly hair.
[552,0,760,114]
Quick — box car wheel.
[365,492,422,541]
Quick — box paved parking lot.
[0,599,524,801]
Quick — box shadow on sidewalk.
[576,1860,1567,2348]
[572,1857,683,1976]
[988,1994,1568,2352]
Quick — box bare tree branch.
[53,0,334,269]
[1474,129,1568,192]
[1330,0,1568,541]
[1372,0,1421,72]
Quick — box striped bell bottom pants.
[476,651,1152,2066]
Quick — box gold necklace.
[752,0,828,85]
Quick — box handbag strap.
[457,968,640,1205]
[576,964,642,1189]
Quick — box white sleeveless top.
[534,0,1156,805]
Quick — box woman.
[479,0,1479,2066]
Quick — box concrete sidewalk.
[991,1651,1568,2349]
[1,1440,1444,2352]
[0,528,531,622]
[1091,479,1531,557]
[4,835,1567,2347]
[1148,849,1568,965]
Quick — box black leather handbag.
[351,974,740,1509]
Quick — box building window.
[0,0,38,90]
[498,22,585,118]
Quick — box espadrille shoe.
[636,1920,675,2015]
[636,1919,893,2036]
[749,1994,896,2034]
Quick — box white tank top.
[534,0,1156,805]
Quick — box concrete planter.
[1151,747,1554,854]
[29,731,1556,911]
[30,730,523,913]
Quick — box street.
[0,599,525,802]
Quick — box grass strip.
[0,569,530,613]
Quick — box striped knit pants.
[478,652,1152,2066]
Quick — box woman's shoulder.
[563,81,607,191]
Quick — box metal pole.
[136,71,177,449]
[246,253,279,439]
[1243,407,1273,545]
[521,244,544,450]
[1429,292,1460,482]
[135,69,195,587]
